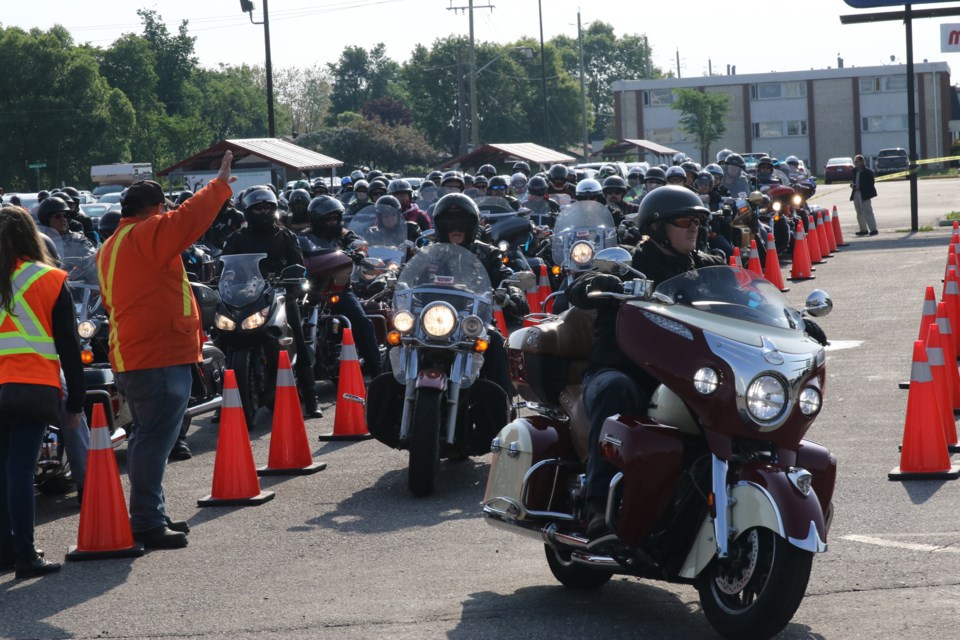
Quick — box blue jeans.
[0,413,47,555]
[582,368,646,499]
[116,365,192,531]
[59,370,89,491]
[332,292,381,377]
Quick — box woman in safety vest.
[0,205,85,579]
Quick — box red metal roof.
[440,142,577,169]
[158,138,343,176]
[594,139,680,157]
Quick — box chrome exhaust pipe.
[185,396,223,418]
[569,551,620,569]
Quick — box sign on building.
[943,23,960,52]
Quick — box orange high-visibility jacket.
[0,259,67,389]
[97,179,232,373]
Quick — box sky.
[6,0,960,81]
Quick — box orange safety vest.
[96,179,232,373]
[0,259,67,389]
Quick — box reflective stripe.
[341,342,358,362]
[0,262,58,360]
[223,385,242,409]
[928,346,945,367]
[98,225,135,372]
[181,264,192,317]
[911,359,933,384]
[89,426,112,451]
[276,364,295,388]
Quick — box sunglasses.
[49,213,68,219]
[669,217,702,229]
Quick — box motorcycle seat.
[519,306,595,362]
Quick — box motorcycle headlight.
[798,387,821,416]
[792,194,802,206]
[241,308,268,330]
[77,320,97,339]
[570,241,595,265]
[773,201,782,212]
[421,302,457,338]
[693,367,720,395]
[461,314,484,338]
[215,313,236,331]
[746,375,787,423]
[393,310,415,333]
[498,240,510,252]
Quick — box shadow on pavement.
[900,479,954,505]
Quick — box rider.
[524,175,560,216]
[476,164,497,181]
[665,166,687,187]
[546,164,576,200]
[56,187,98,246]
[754,157,781,187]
[301,195,383,378]
[284,188,312,233]
[344,180,371,218]
[509,173,528,200]
[566,186,725,536]
[387,179,431,231]
[365,195,421,247]
[720,153,752,197]
[512,160,531,177]
[431,194,526,395]
[220,186,322,420]
[680,161,700,189]
[202,196,245,250]
[38,197,96,257]
[487,175,521,210]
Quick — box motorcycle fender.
[416,369,448,391]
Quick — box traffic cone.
[942,270,960,354]
[822,208,839,253]
[494,305,509,337]
[889,341,960,480]
[525,288,541,316]
[945,244,957,284]
[318,328,371,440]
[198,370,276,506]
[746,239,763,277]
[807,214,824,264]
[536,263,551,313]
[831,206,849,247]
[926,325,960,452]
[258,351,327,475]
[732,246,741,267]
[953,220,959,246]
[66,404,144,561]
[789,225,815,281]
[763,233,788,292]
[935,302,960,412]
[815,211,832,257]
[899,287,940,390]
[728,254,738,267]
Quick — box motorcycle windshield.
[218,253,268,307]
[551,201,617,266]
[61,236,99,288]
[654,265,803,330]
[475,196,515,215]
[395,243,493,321]
[347,203,406,266]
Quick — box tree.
[136,9,198,116]
[327,43,399,118]
[273,64,331,137]
[671,89,729,166]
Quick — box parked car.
[3,193,40,213]
[80,203,111,221]
[823,157,855,184]
[741,152,769,174]
[876,147,909,177]
[97,192,123,205]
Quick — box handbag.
[0,383,61,426]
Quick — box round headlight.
[421,302,457,338]
[798,387,821,416]
[693,367,720,395]
[792,194,802,206]
[77,320,97,339]
[498,240,510,253]
[461,314,484,338]
[746,375,787,423]
[773,201,782,212]
[215,313,236,331]
[393,310,415,333]
[570,241,595,265]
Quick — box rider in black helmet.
[546,164,575,200]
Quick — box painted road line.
[843,534,960,553]
[824,340,863,351]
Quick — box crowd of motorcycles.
[36,152,836,640]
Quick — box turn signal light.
[551,265,561,276]
[474,338,489,353]
[387,330,402,346]
[502,256,509,264]
[81,349,94,365]
[329,294,340,304]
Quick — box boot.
[585,496,611,539]
[14,549,60,579]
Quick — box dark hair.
[0,206,55,314]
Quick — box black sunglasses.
[669,217,702,229]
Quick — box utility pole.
[240,0,276,137]
[457,47,467,157]
[676,48,681,79]
[578,11,588,157]
[448,0,494,150]
[538,0,549,147]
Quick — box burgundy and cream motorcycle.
[483,247,836,639]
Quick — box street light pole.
[240,0,275,138]
[578,11,588,157]
[469,0,479,150]
[538,0,549,147]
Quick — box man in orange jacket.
[97,152,236,549]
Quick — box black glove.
[587,274,623,295]
[349,251,365,264]
[803,318,829,346]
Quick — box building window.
[786,120,808,136]
[859,77,880,93]
[883,75,907,92]
[750,81,806,100]
[861,115,883,132]
[884,114,909,130]
[644,89,674,106]
[647,127,690,144]
[860,75,907,93]
[752,122,783,138]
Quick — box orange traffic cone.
[763,233,788,292]
[728,254,738,267]
[525,288,541,316]
[935,302,960,412]
[945,244,957,284]
[318,328,371,440]
[926,325,960,452]
[789,225,815,281]
[806,215,824,264]
[536,263,551,313]
[900,287,941,390]
[258,351,327,475]
[822,208,839,253]
[942,270,960,354]
[815,211,832,257]
[66,404,144,561]
[746,239,763,277]
[494,305,509,337]
[732,246,741,267]
[953,220,959,246]
[831,205,849,246]
[198,370,276,506]
[889,341,960,479]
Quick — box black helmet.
[473,174,489,188]
[527,175,548,196]
[575,178,604,202]
[433,193,480,245]
[665,166,687,183]
[464,173,474,186]
[440,170,465,191]
[477,164,497,179]
[601,175,627,194]
[757,156,774,170]
[637,185,709,232]
[680,161,699,177]
[627,167,645,181]
[374,195,403,225]
[9,195,21,206]
[387,179,412,196]
[426,170,444,186]
[307,195,345,239]
[488,175,509,192]
[38,196,70,226]
[311,178,329,194]
[694,171,714,192]
[512,160,531,176]
[175,190,194,206]
[241,186,279,231]
[97,210,121,240]
[643,167,667,185]
[37,190,50,202]
[548,164,568,183]
[724,153,746,170]
[716,148,734,164]
[368,179,389,198]
[367,169,384,182]
[598,164,618,180]
[288,188,312,211]
[60,186,81,204]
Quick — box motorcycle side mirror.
[280,264,305,280]
[594,247,636,277]
[803,289,833,318]
[505,271,537,291]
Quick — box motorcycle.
[366,242,535,496]
[545,201,617,312]
[212,253,302,428]
[483,248,835,639]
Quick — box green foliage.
[670,88,729,165]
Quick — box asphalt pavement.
[3,180,960,639]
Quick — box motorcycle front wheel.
[408,388,442,497]
[696,527,813,640]
[230,349,265,430]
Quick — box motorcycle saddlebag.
[482,415,578,521]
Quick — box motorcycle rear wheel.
[408,388,442,497]
[231,349,265,430]
[696,527,813,640]
[544,545,613,590]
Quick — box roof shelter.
[439,142,577,172]
[593,139,680,164]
